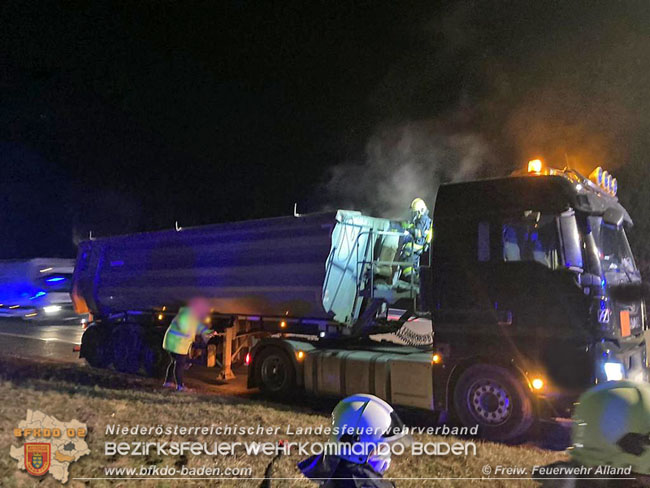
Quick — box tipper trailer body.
[72,166,648,440]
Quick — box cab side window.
[501,215,559,269]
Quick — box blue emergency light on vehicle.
[45,277,66,283]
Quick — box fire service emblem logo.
[24,443,51,477]
[11,410,90,483]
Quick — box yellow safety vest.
[162,307,210,355]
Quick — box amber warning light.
[527,159,543,173]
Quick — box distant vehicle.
[0,258,82,321]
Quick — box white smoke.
[325,120,492,219]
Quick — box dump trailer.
[72,162,648,441]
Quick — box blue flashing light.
[46,277,66,283]
[29,291,47,300]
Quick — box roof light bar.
[588,166,618,196]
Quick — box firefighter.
[535,380,650,487]
[400,198,433,281]
[298,393,409,487]
[162,297,215,392]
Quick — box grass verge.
[0,355,569,487]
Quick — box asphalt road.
[0,318,251,393]
[0,318,85,362]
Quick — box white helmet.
[571,380,650,474]
[410,198,428,217]
[329,394,408,474]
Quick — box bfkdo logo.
[10,410,90,484]
[25,443,51,476]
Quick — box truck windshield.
[587,216,637,277]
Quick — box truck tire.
[453,364,534,442]
[112,324,144,375]
[255,347,296,398]
[80,325,112,368]
[141,329,166,377]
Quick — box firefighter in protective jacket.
[298,394,409,487]
[536,380,650,487]
[400,198,432,281]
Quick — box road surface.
[0,318,84,362]
[0,318,251,394]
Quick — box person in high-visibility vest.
[162,297,215,392]
[400,197,433,281]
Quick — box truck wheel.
[80,325,112,368]
[142,330,166,377]
[256,347,295,397]
[453,364,534,442]
[112,324,144,375]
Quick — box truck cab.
[423,164,647,439]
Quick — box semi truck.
[71,161,648,441]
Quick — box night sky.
[2,1,650,259]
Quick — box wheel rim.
[261,354,287,391]
[467,379,512,425]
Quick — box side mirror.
[558,210,584,272]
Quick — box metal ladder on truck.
[322,212,424,337]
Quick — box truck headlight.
[604,362,624,381]
[43,305,62,314]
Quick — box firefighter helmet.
[410,198,428,217]
[571,380,650,474]
[330,394,408,474]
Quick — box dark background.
[1,1,649,272]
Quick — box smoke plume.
[324,1,650,218]
[325,120,492,218]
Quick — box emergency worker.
[536,380,650,487]
[162,297,215,392]
[400,198,432,281]
[298,393,409,487]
